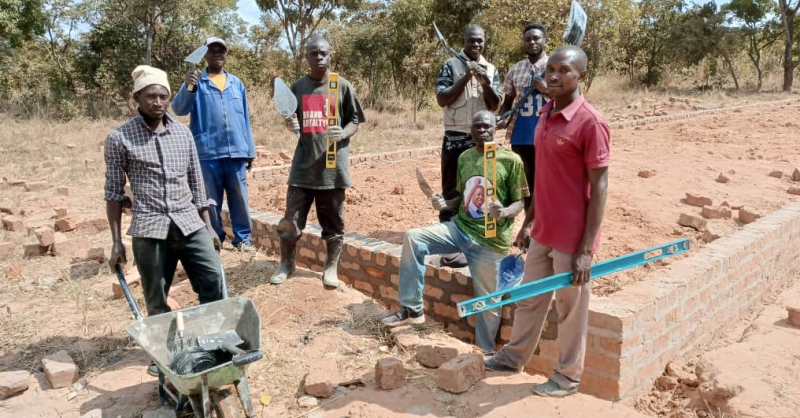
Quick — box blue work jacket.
[172,69,256,161]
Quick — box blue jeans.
[398,221,503,353]
[200,158,252,246]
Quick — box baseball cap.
[205,36,227,50]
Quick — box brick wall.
[225,198,800,401]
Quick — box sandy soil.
[249,101,800,295]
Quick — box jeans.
[132,222,224,316]
[398,221,503,353]
[200,158,252,246]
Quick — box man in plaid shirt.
[497,24,549,211]
[104,65,224,375]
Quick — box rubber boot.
[322,238,343,288]
[270,238,297,285]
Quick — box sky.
[237,0,262,27]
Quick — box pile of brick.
[678,192,763,244]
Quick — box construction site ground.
[0,93,799,418]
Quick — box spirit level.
[456,238,691,317]
[326,73,339,169]
[483,141,497,238]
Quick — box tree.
[625,0,686,86]
[0,0,46,50]
[777,0,800,91]
[254,0,364,78]
[725,0,782,89]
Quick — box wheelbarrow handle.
[221,343,263,367]
[115,264,143,320]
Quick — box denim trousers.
[200,158,252,246]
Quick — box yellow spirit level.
[483,141,497,238]
[325,73,340,169]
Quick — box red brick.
[345,244,357,257]
[166,297,181,311]
[701,205,732,220]
[352,280,374,294]
[375,357,404,390]
[24,181,47,192]
[587,310,633,334]
[454,272,469,286]
[416,340,472,368]
[379,285,398,301]
[42,350,77,389]
[738,207,761,224]
[2,216,24,232]
[684,193,712,207]
[298,247,314,260]
[112,269,142,299]
[787,307,800,327]
[424,284,444,300]
[0,370,29,400]
[56,187,73,196]
[433,302,459,322]
[500,325,513,341]
[0,242,12,262]
[304,358,339,398]
[52,233,89,257]
[359,248,372,262]
[23,243,49,258]
[76,218,109,234]
[437,268,452,282]
[364,267,386,280]
[579,373,633,401]
[390,255,400,268]
[595,333,642,356]
[583,351,625,378]
[449,293,471,304]
[72,248,105,263]
[375,252,387,267]
[678,213,706,231]
[390,274,399,286]
[54,217,76,232]
[437,354,484,393]
[0,202,16,215]
[395,333,421,351]
[34,227,54,247]
[69,261,102,280]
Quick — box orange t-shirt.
[209,73,226,91]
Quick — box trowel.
[274,77,299,136]
[183,45,208,92]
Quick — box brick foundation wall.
[224,198,800,401]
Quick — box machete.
[497,1,588,124]
[433,22,467,64]
[415,168,434,198]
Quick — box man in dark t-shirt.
[271,36,366,289]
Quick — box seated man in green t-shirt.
[382,110,529,354]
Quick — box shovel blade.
[184,45,208,64]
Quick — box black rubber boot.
[270,238,297,285]
[322,238,343,288]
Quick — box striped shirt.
[503,54,548,141]
[104,113,209,239]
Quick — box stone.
[638,170,656,178]
[0,242,12,262]
[678,213,706,231]
[69,261,102,280]
[788,307,800,327]
[304,359,339,398]
[34,227,55,247]
[684,193,712,208]
[738,207,761,225]
[793,168,800,182]
[715,173,729,184]
[788,187,800,196]
[298,395,318,407]
[395,333,421,351]
[701,206,731,220]
[0,370,29,399]
[54,217,76,232]
[37,276,59,288]
[80,409,103,418]
[699,373,743,410]
[141,407,177,418]
[54,208,67,218]
[417,340,472,368]
[2,216,24,232]
[375,357,405,390]
[656,375,678,390]
[768,170,783,178]
[24,181,47,192]
[437,354,485,394]
[42,350,78,388]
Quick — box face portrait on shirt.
[464,176,489,219]
[134,84,170,121]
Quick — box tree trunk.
[721,51,739,90]
[779,0,796,91]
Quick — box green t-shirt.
[287,75,366,189]
[454,147,529,253]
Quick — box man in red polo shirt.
[483,45,610,398]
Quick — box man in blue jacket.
[173,36,256,252]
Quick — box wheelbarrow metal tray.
[126,297,261,395]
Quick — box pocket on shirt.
[230,94,245,114]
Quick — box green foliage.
[0,0,45,49]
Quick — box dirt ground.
[1,94,799,417]
[250,100,800,295]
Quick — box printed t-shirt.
[288,74,366,189]
[532,95,611,255]
[455,147,529,253]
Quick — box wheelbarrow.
[117,267,262,417]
